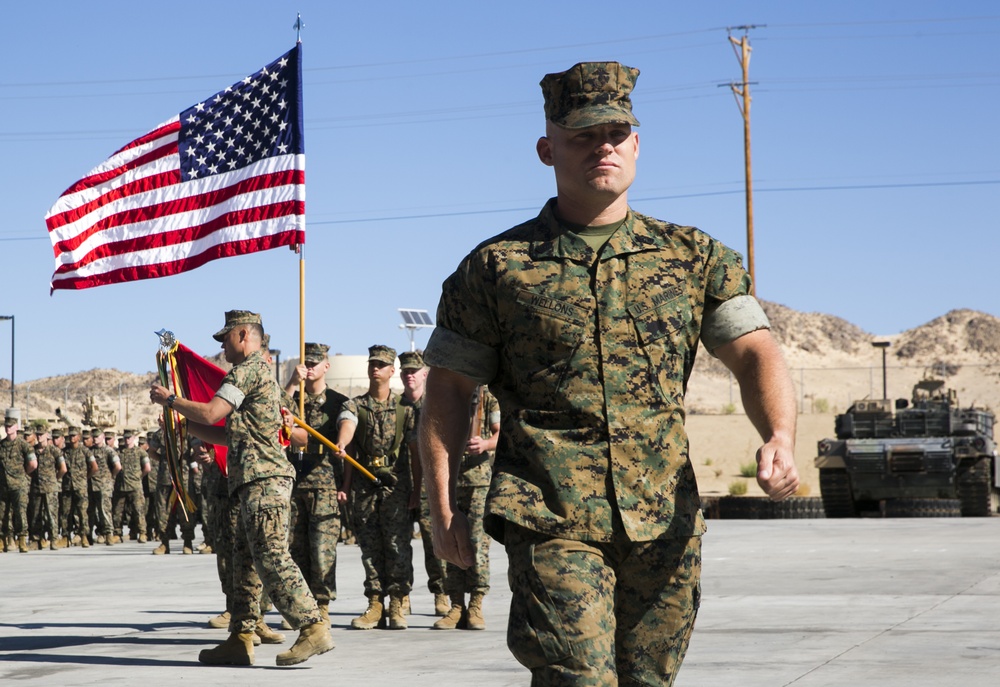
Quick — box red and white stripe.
[44,116,304,292]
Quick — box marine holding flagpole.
[150,310,334,667]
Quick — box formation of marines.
[0,340,499,643]
[1,409,162,552]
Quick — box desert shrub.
[728,480,748,496]
[739,461,758,478]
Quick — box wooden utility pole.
[727,25,763,295]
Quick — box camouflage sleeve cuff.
[215,383,245,410]
[424,326,498,385]
[701,295,770,354]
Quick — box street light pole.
[0,316,12,408]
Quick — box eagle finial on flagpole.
[155,329,176,350]
[294,13,304,44]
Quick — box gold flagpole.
[290,415,381,485]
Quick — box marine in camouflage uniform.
[143,432,159,540]
[420,62,799,685]
[112,429,149,542]
[60,426,91,548]
[0,409,38,552]
[285,342,349,623]
[199,445,223,552]
[87,430,117,545]
[150,310,332,667]
[433,386,498,630]
[20,424,38,544]
[399,350,449,616]
[152,433,196,554]
[29,425,64,549]
[336,345,415,630]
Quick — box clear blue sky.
[2,1,998,382]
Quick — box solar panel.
[398,309,434,327]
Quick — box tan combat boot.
[182,540,194,555]
[466,593,486,630]
[432,595,466,630]
[402,594,411,616]
[52,536,68,550]
[17,536,29,553]
[434,593,450,616]
[152,542,169,555]
[198,631,255,666]
[350,597,384,630]
[318,601,330,628]
[387,595,407,630]
[137,533,148,543]
[275,621,335,666]
[207,610,230,629]
[80,536,90,549]
[255,618,286,644]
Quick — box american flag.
[45,46,305,292]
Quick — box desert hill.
[3,304,999,498]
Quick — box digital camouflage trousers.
[505,523,701,686]
[229,476,321,633]
[289,487,341,604]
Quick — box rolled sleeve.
[701,294,770,353]
[424,326,498,385]
[215,382,245,410]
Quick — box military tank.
[815,377,998,517]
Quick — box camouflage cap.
[540,61,640,130]
[51,428,64,438]
[4,408,19,426]
[304,342,330,364]
[32,419,49,432]
[138,435,147,445]
[398,350,425,371]
[368,344,397,366]
[261,333,271,350]
[22,424,37,436]
[82,429,93,439]
[122,428,136,438]
[104,430,115,439]
[212,309,262,342]
[67,426,81,436]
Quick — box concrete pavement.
[1,518,999,685]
